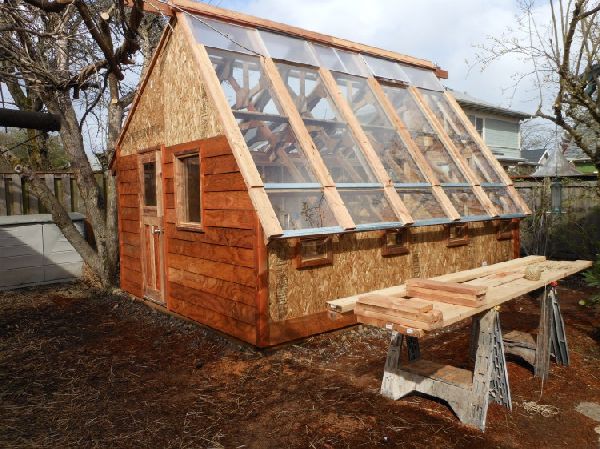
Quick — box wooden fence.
[0,172,107,216]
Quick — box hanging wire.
[0,132,39,156]
[143,0,264,56]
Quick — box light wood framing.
[178,13,284,239]
[367,78,461,221]
[319,68,413,224]
[134,0,440,72]
[261,56,355,230]
[409,87,499,218]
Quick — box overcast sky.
[218,0,550,116]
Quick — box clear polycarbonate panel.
[186,16,263,55]
[362,54,409,82]
[311,44,346,72]
[383,85,467,184]
[338,189,399,225]
[307,122,376,183]
[267,190,338,230]
[236,118,317,183]
[208,48,282,114]
[444,187,488,217]
[401,65,444,91]
[484,187,523,215]
[259,30,318,65]
[420,90,503,184]
[276,62,341,121]
[276,62,377,183]
[336,49,371,77]
[208,48,318,184]
[395,188,448,221]
[333,72,427,183]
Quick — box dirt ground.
[1,278,600,449]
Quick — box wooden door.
[139,148,165,304]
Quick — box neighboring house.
[449,89,531,170]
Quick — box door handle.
[152,227,162,235]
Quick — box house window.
[447,223,469,247]
[381,229,410,256]
[468,115,484,136]
[174,151,202,230]
[295,237,333,269]
[496,219,514,240]
[143,162,157,207]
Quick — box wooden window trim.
[139,151,158,217]
[173,147,204,233]
[495,219,514,241]
[381,228,410,257]
[294,236,333,269]
[447,222,469,247]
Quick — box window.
[496,219,514,240]
[468,115,484,136]
[143,161,157,207]
[381,229,410,256]
[295,237,333,268]
[175,151,202,230]
[447,222,469,247]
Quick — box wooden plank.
[506,184,532,215]
[356,314,425,338]
[327,255,547,312]
[358,294,433,313]
[157,2,438,71]
[204,172,247,192]
[168,238,255,268]
[254,218,270,347]
[405,286,483,307]
[267,310,356,346]
[203,190,254,210]
[204,154,240,175]
[169,252,257,287]
[323,187,355,230]
[355,303,440,330]
[355,300,442,324]
[61,174,72,212]
[0,175,6,215]
[407,278,487,297]
[431,185,460,221]
[9,174,22,215]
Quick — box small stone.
[576,402,600,422]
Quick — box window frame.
[495,219,514,241]
[294,236,333,269]
[138,148,160,217]
[381,228,410,257]
[173,147,204,233]
[447,222,469,247]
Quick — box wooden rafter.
[178,13,284,238]
[133,0,442,73]
[260,56,355,230]
[409,87,499,218]
[368,79,460,221]
[318,68,413,225]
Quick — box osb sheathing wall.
[119,23,223,156]
[267,222,513,322]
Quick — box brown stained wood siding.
[162,135,259,345]
[117,154,143,298]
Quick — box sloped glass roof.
[184,14,528,238]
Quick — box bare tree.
[0,0,164,287]
[476,0,600,188]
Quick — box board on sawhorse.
[381,307,511,430]
[502,283,569,380]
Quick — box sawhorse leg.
[381,308,511,431]
[503,284,569,381]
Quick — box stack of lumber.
[355,279,489,335]
[405,279,487,307]
[355,294,442,336]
